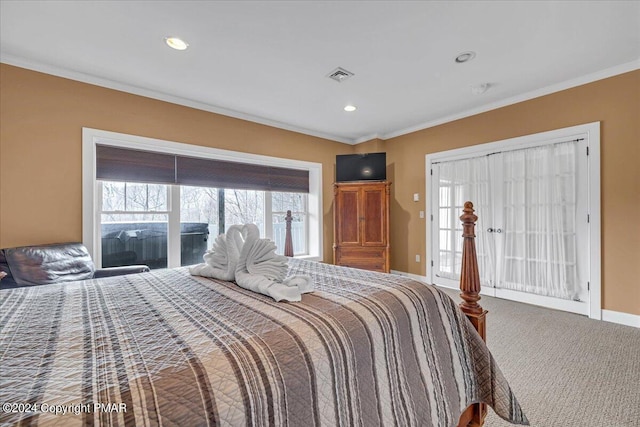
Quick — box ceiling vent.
[327,67,355,83]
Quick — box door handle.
[487,228,494,233]
[487,228,503,233]
[495,228,503,233]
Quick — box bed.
[0,202,527,426]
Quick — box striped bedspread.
[0,259,527,426]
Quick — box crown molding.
[381,59,640,141]
[353,133,382,145]
[0,53,355,145]
[3,54,638,146]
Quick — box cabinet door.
[361,186,387,246]
[336,188,361,245]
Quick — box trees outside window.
[100,181,307,268]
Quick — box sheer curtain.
[435,156,494,286]
[499,141,579,300]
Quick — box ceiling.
[1,1,639,144]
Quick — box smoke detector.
[471,83,490,95]
[327,67,355,83]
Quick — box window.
[100,182,170,268]
[180,186,219,236]
[83,128,323,269]
[98,182,308,269]
[225,189,265,233]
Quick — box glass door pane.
[498,141,583,301]
[429,135,591,315]
[432,157,493,287]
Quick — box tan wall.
[379,70,640,316]
[2,64,638,316]
[0,64,352,261]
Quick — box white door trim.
[425,122,601,319]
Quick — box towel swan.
[189,225,243,281]
[191,223,313,301]
[235,224,314,302]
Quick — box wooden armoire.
[333,181,390,273]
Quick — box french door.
[427,125,598,316]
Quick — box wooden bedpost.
[457,201,488,427]
[284,210,294,257]
[459,201,488,339]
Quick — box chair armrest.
[94,265,150,278]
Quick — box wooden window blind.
[95,145,175,184]
[96,145,309,193]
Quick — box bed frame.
[456,201,488,426]
[284,201,487,426]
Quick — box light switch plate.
[413,193,419,202]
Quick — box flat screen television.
[336,152,386,182]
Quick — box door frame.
[425,122,601,319]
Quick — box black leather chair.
[0,242,150,289]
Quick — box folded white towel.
[235,224,314,302]
[189,225,243,281]
[191,223,314,301]
[244,239,288,281]
[283,275,314,294]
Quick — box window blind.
[96,145,309,193]
[96,145,175,184]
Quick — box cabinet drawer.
[337,247,386,260]
[335,247,388,272]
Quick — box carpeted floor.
[438,287,640,427]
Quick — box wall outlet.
[419,210,425,218]
[415,254,420,262]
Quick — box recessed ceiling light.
[165,37,189,51]
[455,51,476,63]
[344,105,357,112]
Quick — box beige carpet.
[438,287,640,427]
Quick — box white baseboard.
[601,309,640,328]
[391,270,640,328]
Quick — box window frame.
[83,128,323,268]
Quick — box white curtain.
[499,142,579,300]
[436,157,494,286]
